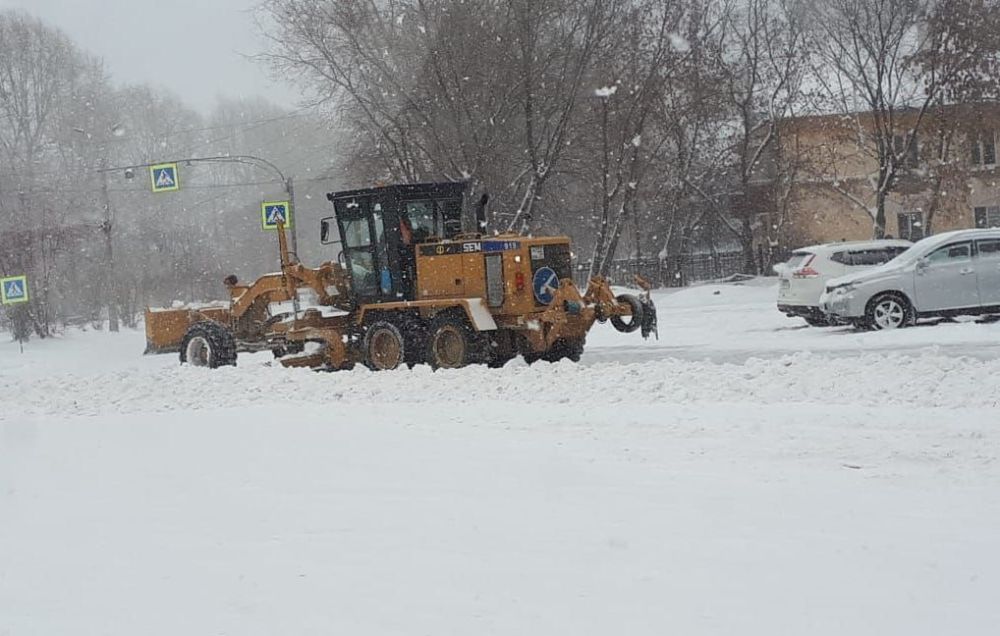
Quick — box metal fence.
[575,251,748,288]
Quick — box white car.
[820,229,1000,329]
[775,240,912,326]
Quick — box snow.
[2,280,1000,635]
[463,297,498,331]
[669,33,691,52]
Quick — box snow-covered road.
[2,280,999,635]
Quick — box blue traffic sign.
[1,275,29,305]
[532,266,559,304]
[150,163,179,193]
[261,201,292,230]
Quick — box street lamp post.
[99,161,119,332]
[76,124,124,332]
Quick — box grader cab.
[144,181,656,371]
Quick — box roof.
[794,239,913,253]
[908,228,1000,252]
[778,101,1000,135]
[326,181,468,203]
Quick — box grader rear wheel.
[426,314,483,370]
[363,320,406,371]
[179,321,237,369]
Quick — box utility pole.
[99,162,119,332]
[286,176,298,263]
[78,124,123,332]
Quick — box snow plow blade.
[143,305,230,354]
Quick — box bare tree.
[709,0,808,273]
[260,0,520,193]
[810,0,1000,238]
[587,0,692,278]
[0,11,101,336]
[504,0,619,232]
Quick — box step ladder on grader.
[144,182,657,371]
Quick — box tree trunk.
[740,214,757,275]
[873,188,888,239]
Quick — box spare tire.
[610,294,643,334]
[179,321,238,368]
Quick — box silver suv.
[819,229,1000,329]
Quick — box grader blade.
[144,305,230,354]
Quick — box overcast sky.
[0,0,295,113]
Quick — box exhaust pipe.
[475,192,489,235]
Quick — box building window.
[974,205,1000,228]
[893,133,919,168]
[897,212,924,241]
[971,131,997,166]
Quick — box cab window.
[342,217,372,248]
[402,199,463,242]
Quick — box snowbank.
[4,350,998,418]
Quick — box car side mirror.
[916,257,929,271]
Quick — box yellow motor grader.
[144,182,656,370]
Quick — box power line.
[0,107,328,181]
[14,173,339,196]
[159,108,318,137]
[27,179,284,195]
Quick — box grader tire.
[523,352,543,365]
[542,338,585,363]
[610,294,643,334]
[395,313,428,367]
[426,314,483,370]
[363,320,407,371]
[179,321,237,369]
[487,354,516,369]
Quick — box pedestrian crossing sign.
[1,275,29,305]
[261,201,292,231]
[150,163,179,193]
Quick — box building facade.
[760,103,1000,254]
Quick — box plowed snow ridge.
[5,352,998,416]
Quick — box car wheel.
[865,293,914,330]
